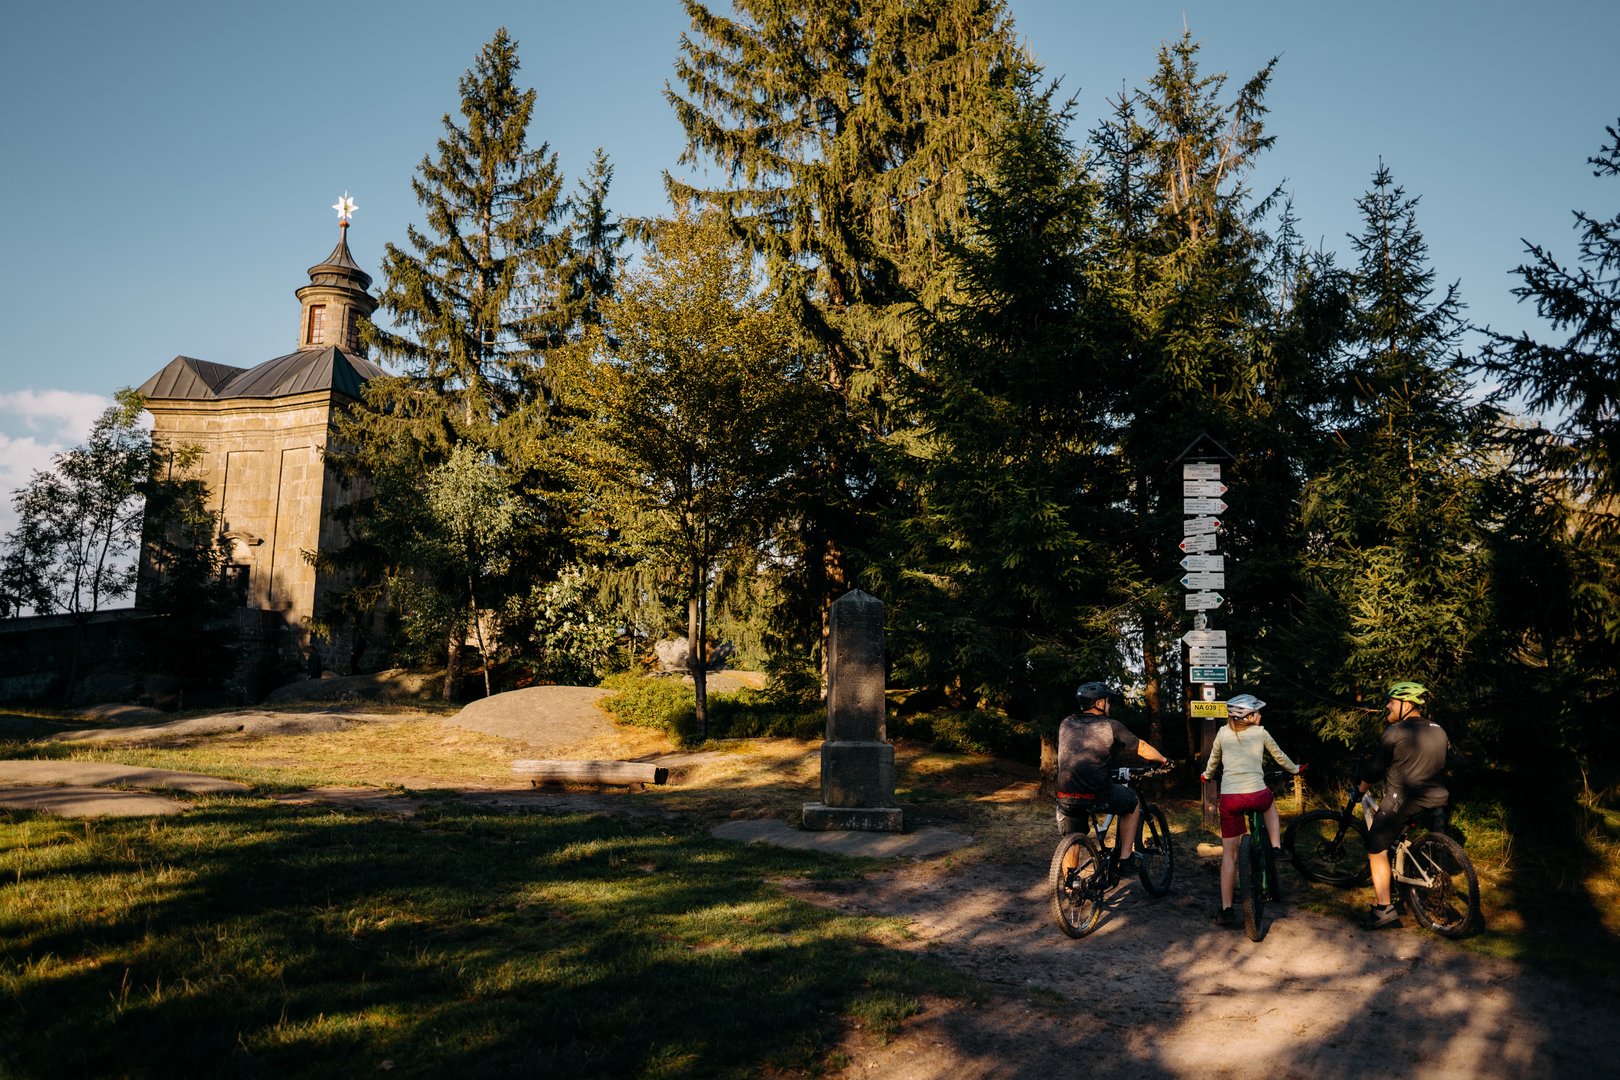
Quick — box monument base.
[801,803,905,833]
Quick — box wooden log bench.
[511,760,669,790]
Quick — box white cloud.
[0,432,64,540]
[0,388,111,439]
[0,389,117,543]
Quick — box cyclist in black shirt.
[1358,680,1450,929]
[1055,681,1169,870]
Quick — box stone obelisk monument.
[802,589,904,832]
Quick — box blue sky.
[2,0,1616,534]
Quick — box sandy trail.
[787,851,1613,1079]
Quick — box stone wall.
[140,390,366,666]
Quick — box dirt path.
[788,851,1617,1079]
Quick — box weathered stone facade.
[135,221,380,668]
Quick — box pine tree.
[356,27,571,456]
[879,82,1129,734]
[667,0,1029,671]
[562,148,624,340]
[1294,164,1500,742]
[1476,120,1620,769]
[1088,31,1299,752]
[329,30,578,689]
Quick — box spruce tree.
[356,27,571,457]
[880,82,1130,738]
[667,0,1029,671]
[329,29,576,692]
[1294,164,1499,741]
[1088,32,1301,752]
[1477,120,1620,769]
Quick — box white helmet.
[1226,693,1266,720]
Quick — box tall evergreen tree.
[327,30,584,688]
[1088,32,1301,752]
[1477,120,1620,771]
[1292,164,1499,742]
[880,82,1130,730]
[355,27,571,458]
[667,0,1029,670]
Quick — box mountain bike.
[1049,765,1176,938]
[1286,781,1372,887]
[1236,771,1291,942]
[1381,810,1481,938]
[1288,781,1481,938]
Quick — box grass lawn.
[4,702,1617,1076]
[0,794,973,1078]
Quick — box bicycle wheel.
[1049,833,1106,938]
[1287,810,1372,886]
[1263,838,1282,903]
[1135,805,1174,897]
[1238,833,1266,941]
[1401,832,1481,939]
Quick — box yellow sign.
[1190,701,1229,718]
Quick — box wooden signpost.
[1175,435,1234,827]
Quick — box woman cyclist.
[1201,694,1301,927]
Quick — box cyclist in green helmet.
[1357,680,1451,929]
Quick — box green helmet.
[1387,681,1428,705]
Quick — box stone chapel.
[135,213,382,667]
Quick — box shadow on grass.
[1,799,962,1078]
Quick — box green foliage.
[323,29,622,687]
[361,27,572,439]
[572,209,819,736]
[499,565,623,685]
[1,389,151,619]
[598,672,694,730]
[669,0,1034,668]
[880,80,1129,721]
[1287,165,1502,738]
[599,674,822,745]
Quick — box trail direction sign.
[1184,591,1224,611]
[1181,572,1226,590]
[1183,516,1220,535]
[1183,629,1227,647]
[1184,498,1228,515]
[1180,533,1217,553]
[1190,665,1229,683]
[1181,555,1225,572]
[1188,648,1228,665]
[1182,463,1221,480]
[1183,480,1228,498]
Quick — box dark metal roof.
[305,226,373,292]
[141,348,388,402]
[136,356,247,400]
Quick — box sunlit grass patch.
[0,795,965,1077]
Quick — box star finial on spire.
[332,192,358,223]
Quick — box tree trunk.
[688,570,708,741]
[1038,730,1058,798]
[444,622,465,702]
[470,577,492,699]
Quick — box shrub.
[599,672,693,730]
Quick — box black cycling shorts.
[1365,793,1447,855]
[1055,784,1139,833]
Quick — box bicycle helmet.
[1074,681,1116,708]
[1226,693,1266,720]
[1387,681,1428,705]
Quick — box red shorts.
[1218,789,1274,839]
